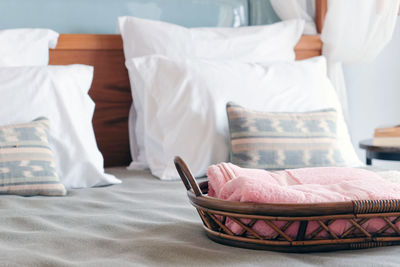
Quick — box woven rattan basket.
[174,156,400,252]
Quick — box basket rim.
[187,188,355,216]
[175,156,400,217]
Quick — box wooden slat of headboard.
[54,33,322,60]
[55,34,323,53]
[49,34,322,167]
[316,0,328,34]
[295,35,322,60]
[55,34,123,50]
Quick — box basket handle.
[174,156,202,197]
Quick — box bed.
[2,1,400,266]
[1,167,400,266]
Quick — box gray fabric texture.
[0,167,400,266]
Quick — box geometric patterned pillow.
[226,102,345,170]
[0,118,66,196]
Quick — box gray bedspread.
[1,167,400,267]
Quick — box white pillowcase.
[0,29,59,66]
[118,16,305,170]
[128,55,362,180]
[118,16,304,62]
[0,65,121,188]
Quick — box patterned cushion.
[0,118,66,196]
[226,103,345,169]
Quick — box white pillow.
[118,16,304,62]
[118,16,305,170]
[0,65,121,188]
[0,29,59,66]
[128,55,362,180]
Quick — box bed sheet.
[0,167,399,267]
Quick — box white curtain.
[270,0,399,120]
[322,0,399,63]
[322,0,399,119]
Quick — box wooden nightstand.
[359,139,400,165]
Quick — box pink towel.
[207,163,400,238]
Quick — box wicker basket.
[174,156,400,252]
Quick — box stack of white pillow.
[118,17,362,180]
[0,29,119,188]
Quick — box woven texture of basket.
[174,156,400,252]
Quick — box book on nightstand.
[373,125,400,146]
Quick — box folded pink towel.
[207,163,400,238]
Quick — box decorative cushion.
[226,103,345,169]
[0,118,66,196]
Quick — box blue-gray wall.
[248,0,280,25]
[0,0,280,32]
